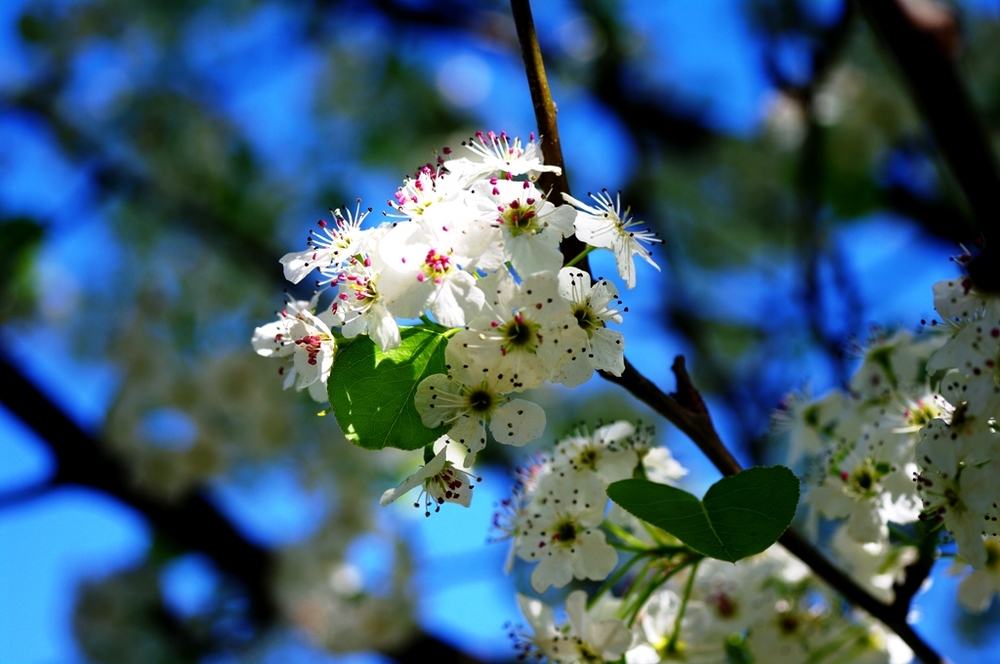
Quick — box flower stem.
[666,557,700,654]
[589,551,647,610]
[564,245,595,268]
[624,557,698,627]
[603,520,649,549]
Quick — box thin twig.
[509,0,588,269]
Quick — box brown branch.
[600,355,944,663]
[509,0,588,269]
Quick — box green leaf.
[607,466,799,563]
[327,326,450,451]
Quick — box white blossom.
[280,203,374,284]
[471,178,576,277]
[380,446,479,515]
[252,300,337,403]
[550,268,626,387]
[414,358,546,467]
[444,130,562,186]
[450,269,588,392]
[551,420,638,485]
[562,189,661,289]
[516,471,617,593]
[950,536,1000,613]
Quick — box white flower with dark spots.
[551,420,638,485]
[807,422,920,544]
[516,471,617,593]
[551,268,626,386]
[927,316,1000,418]
[933,277,986,321]
[914,418,1000,568]
[414,359,546,467]
[450,269,588,392]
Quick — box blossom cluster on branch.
[780,270,1000,613]
[252,130,658,469]
[251,132,999,664]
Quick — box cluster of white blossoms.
[503,265,994,664]
[497,421,684,593]
[252,129,995,663]
[778,270,1000,613]
[504,423,909,664]
[254,130,661,496]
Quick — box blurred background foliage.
[2,0,1000,662]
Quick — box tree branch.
[602,355,944,663]
[509,0,589,270]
